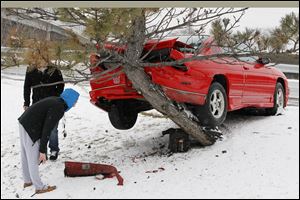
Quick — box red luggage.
[64,161,124,186]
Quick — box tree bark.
[123,14,214,146]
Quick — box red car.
[89,37,289,130]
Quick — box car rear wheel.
[108,103,138,130]
[265,82,285,116]
[193,82,227,128]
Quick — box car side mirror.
[257,57,270,65]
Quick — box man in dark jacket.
[23,65,64,160]
[18,88,79,194]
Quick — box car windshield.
[221,43,258,62]
[221,43,252,54]
[150,35,258,62]
[162,35,209,53]
[175,35,209,49]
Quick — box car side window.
[238,56,258,63]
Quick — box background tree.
[269,27,289,53]
[279,12,299,52]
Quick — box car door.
[241,57,277,104]
[199,43,246,111]
[212,57,245,111]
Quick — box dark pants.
[49,122,59,152]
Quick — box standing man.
[18,88,80,194]
[23,63,64,160]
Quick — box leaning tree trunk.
[122,14,214,146]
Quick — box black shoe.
[49,151,58,161]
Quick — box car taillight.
[90,54,100,66]
[90,66,102,74]
[90,54,101,74]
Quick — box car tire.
[265,82,285,116]
[194,82,228,128]
[108,103,138,130]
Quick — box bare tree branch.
[146,8,248,38]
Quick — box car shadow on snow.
[222,109,275,128]
[181,109,274,151]
[103,109,277,160]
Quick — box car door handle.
[243,66,249,70]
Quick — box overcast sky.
[146,7,299,36]
[237,8,299,31]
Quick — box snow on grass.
[1,71,299,199]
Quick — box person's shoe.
[36,185,56,194]
[49,151,58,161]
[23,182,33,188]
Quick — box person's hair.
[23,39,51,69]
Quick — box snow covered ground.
[1,68,299,199]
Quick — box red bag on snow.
[64,161,124,186]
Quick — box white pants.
[19,123,46,190]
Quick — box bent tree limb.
[123,14,214,146]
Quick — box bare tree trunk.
[292,38,299,52]
[123,15,214,146]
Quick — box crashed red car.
[89,37,289,130]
